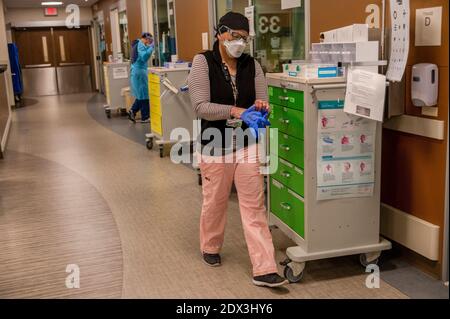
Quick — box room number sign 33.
[258,15,283,34]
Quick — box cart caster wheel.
[284,264,304,284]
[146,139,153,150]
[105,110,112,118]
[359,253,379,267]
[120,108,128,117]
[198,174,203,186]
[159,147,164,158]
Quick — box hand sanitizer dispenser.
[412,63,438,107]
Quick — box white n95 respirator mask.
[223,39,247,58]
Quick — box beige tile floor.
[0,94,408,299]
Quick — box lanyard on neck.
[222,62,238,104]
[230,77,238,104]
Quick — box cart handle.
[280,202,292,211]
[281,171,291,178]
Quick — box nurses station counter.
[266,73,391,283]
[146,67,195,158]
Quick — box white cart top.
[266,73,347,85]
[149,67,191,74]
[103,61,130,67]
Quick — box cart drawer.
[270,178,305,238]
[269,86,288,107]
[269,104,304,140]
[268,86,304,111]
[150,95,162,116]
[287,90,304,111]
[149,81,161,98]
[149,73,160,85]
[151,112,162,135]
[271,155,304,197]
[270,131,304,169]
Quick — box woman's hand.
[254,100,270,114]
[231,106,247,119]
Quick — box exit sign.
[44,7,58,16]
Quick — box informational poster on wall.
[244,6,256,37]
[386,0,410,82]
[316,101,377,201]
[112,67,128,79]
[281,0,302,10]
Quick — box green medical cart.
[266,73,391,283]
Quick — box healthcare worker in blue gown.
[128,33,154,123]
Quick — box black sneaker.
[253,273,289,288]
[139,118,150,124]
[202,253,221,267]
[128,111,136,123]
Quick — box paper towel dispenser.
[412,63,438,107]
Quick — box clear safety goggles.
[219,26,253,44]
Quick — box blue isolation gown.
[130,41,154,100]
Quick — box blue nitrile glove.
[241,107,271,139]
[246,105,271,127]
[248,104,270,121]
[260,107,269,119]
[241,109,262,135]
[258,116,271,128]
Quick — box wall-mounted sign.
[281,0,302,10]
[44,7,58,17]
[244,6,255,37]
[415,7,442,46]
[386,0,410,82]
[258,14,289,34]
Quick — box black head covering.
[217,12,250,34]
[141,32,153,40]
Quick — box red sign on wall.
[44,7,58,16]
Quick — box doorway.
[153,0,177,66]
[13,26,94,97]
[93,19,106,94]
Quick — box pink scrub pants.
[198,145,278,277]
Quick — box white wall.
[6,28,11,42]
[0,0,14,108]
[144,0,154,36]
[142,0,154,65]
[5,7,93,26]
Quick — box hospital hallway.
[0,93,447,299]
